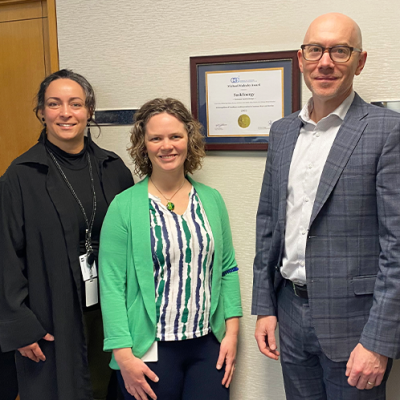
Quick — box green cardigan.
[99,176,242,369]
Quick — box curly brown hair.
[128,98,206,177]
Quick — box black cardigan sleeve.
[0,168,47,351]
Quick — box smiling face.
[298,13,367,112]
[41,79,90,153]
[144,112,188,176]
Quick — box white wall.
[56,1,400,399]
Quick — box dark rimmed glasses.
[301,44,362,63]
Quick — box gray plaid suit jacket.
[252,93,400,362]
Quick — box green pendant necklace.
[150,177,185,212]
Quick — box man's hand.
[18,333,55,362]
[254,315,279,360]
[346,343,388,390]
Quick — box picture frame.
[190,51,301,150]
[371,100,400,113]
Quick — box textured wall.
[56,1,400,398]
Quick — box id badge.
[85,278,98,307]
[141,341,158,362]
[79,253,98,281]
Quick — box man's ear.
[297,49,304,73]
[355,51,367,76]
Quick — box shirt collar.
[298,90,355,124]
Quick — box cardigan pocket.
[127,294,155,357]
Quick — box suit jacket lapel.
[278,117,302,227]
[309,94,368,226]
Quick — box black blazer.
[0,137,134,400]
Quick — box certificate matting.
[206,68,284,138]
[190,51,301,150]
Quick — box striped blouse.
[149,187,215,341]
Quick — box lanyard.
[47,148,97,267]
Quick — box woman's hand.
[18,333,54,362]
[114,348,159,400]
[216,317,239,388]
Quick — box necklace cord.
[150,177,185,211]
[46,148,97,266]
[150,177,185,202]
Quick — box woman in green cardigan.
[99,98,242,400]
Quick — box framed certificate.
[190,51,301,150]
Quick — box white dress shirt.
[281,91,355,285]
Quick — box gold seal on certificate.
[238,114,250,128]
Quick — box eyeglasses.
[301,44,362,63]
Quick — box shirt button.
[305,197,309,202]
[308,164,312,169]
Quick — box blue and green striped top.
[149,187,214,341]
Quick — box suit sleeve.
[99,196,134,351]
[0,170,47,351]
[360,121,400,358]
[251,126,278,317]
[216,191,242,320]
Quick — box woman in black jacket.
[0,69,134,400]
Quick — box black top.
[45,139,108,257]
[45,138,109,310]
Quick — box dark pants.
[117,334,229,400]
[278,282,392,400]
[83,308,113,400]
[0,350,18,400]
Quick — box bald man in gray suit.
[252,13,400,399]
